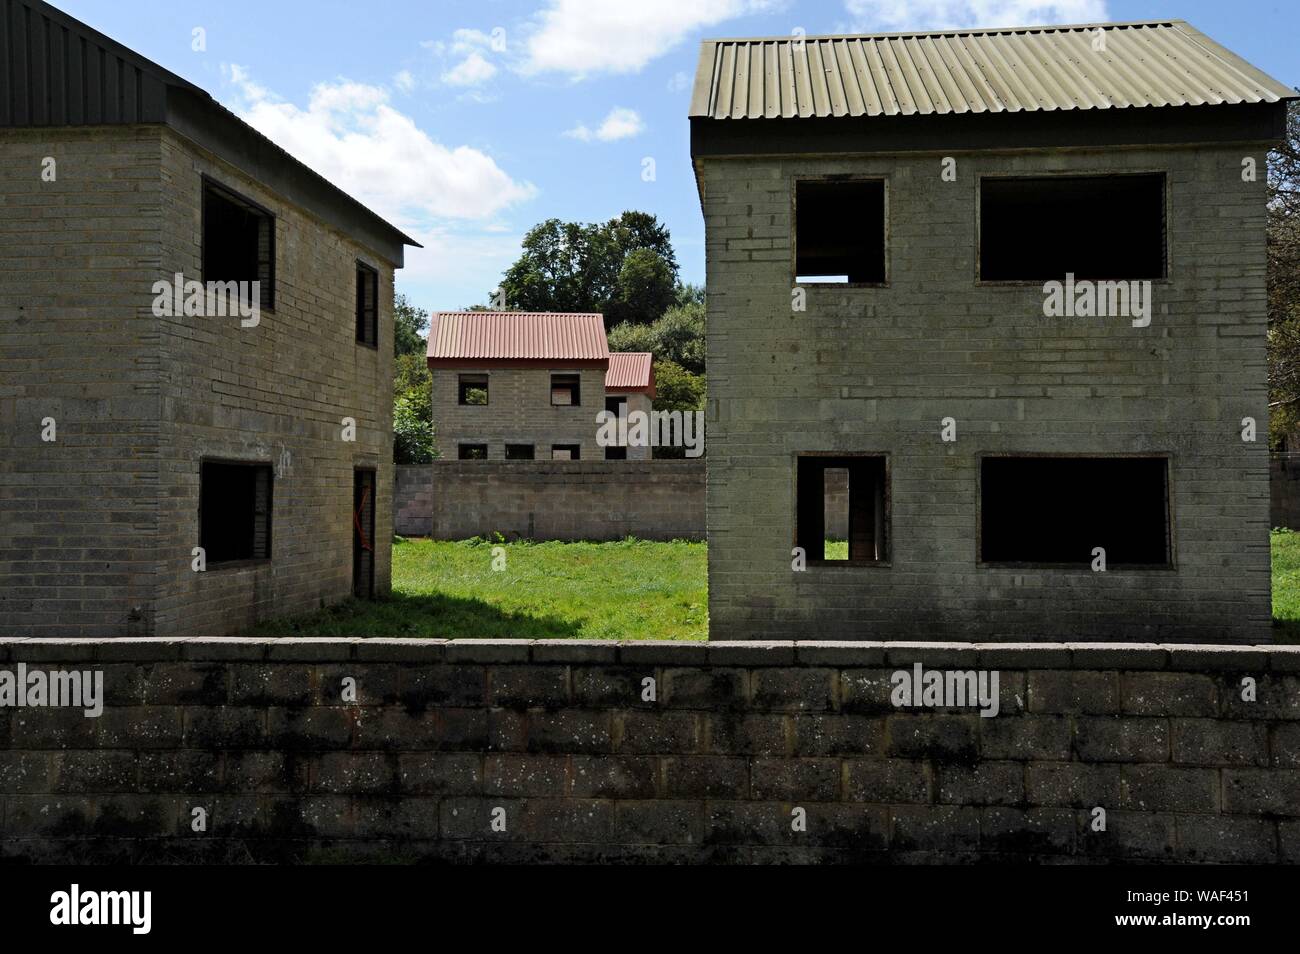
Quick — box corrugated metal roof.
[427,312,609,363]
[605,353,655,393]
[689,19,1297,120]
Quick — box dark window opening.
[355,262,378,347]
[795,455,887,563]
[353,469,376,599]
[202,179,275,312]
[794,179,886,284]
[458,444,488,460]
[199,460,272,563]
[458,374,489,406]
[605,396,627,459]
[505,444,535,460]
[552,444,580,461]
[551,373,581,406]
[980,456,1170,565]
[979,174,1166,281]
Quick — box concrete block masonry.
[1,638,1298,864]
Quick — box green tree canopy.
[498,211,679,326]
[394,293,429,358]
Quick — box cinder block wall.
[0,125,396,637]
[0,128,163,636]
[703,145,1272,642]
[151,128,395,636]
[432,366,607,460]
[1,639,1296,864]
[395,461,705,541]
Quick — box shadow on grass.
[248,591,582,638]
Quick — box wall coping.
[0,638,1296,670]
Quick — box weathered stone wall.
[395,461,706,541]
[1,639,1295,864]
[702,143,1272,641]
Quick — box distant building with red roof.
[427,312,654,461]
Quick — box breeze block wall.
[0,127,164,637]
[2,639,1297,864]
[703,143,1272,642]
[152,127,395,636]
[431,366,608,462]
[395,461,706,541]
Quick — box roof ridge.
[700,19,1183,45]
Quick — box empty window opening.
[458,374,489,406]
[605,396,628,459]
[458,444,488,460]
[202,179,274,311]
[794,179,886,284]
[353,469,376,599]
[355,262,378,346]
[505,444,535,460]
[551,373,581,406]
[980,456,1170,566]
[199,461,272,564]
[552,444,581,461]
[979,174,1165,281]
[796,456,887,563]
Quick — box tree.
[606,298,705,374]
[394,293,428,357]
[392,297,436,463]
[1267,101,1300,445]
[498,211,679,325]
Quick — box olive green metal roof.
[689,20,1296,121]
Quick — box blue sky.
[55,0,1298,313]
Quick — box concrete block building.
[0,0,416,635]
[691,20,1296,641]
[428,310,655,461]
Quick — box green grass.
[1272,529,1300,643]
[248,536,707,640]
[249,532,1300,642]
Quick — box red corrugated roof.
[605,352,656,396]
[427,312,609,362]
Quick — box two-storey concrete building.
[0,0,417,635]
[428,310,655,461]
[691,20,1296,641]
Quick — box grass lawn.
[249,537,707,640]
[249,533,1300,642]
[1271,529,1300,643]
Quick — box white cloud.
[667,70,693,93]
[843,0,1108,32]
[442,50,498,86]
[522,0,776,77]
[393,69,416,93]
[564,107,645,142]
[222,65,535,224]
